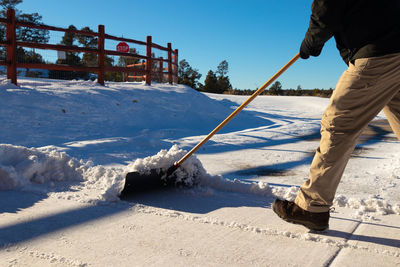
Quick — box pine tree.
[202,60,232,94]
[49,25,89,80]
[0,0,22,9]
[76,27,97,48]
[216,60,231,93]
[177,59,202,90]
[17,47,44,63]
[216,60,228,77]
[77,26,98,67]
[268,81,283,95]
[217,76,231,93]
[296,85,303,96]
[59,25,82,66]
[16,12,49,43]
[0,0,49,62]
[203,70,218,93]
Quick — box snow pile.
[0,144,125,202]
[2,143,398,214]
[0,144,85,190]
[125,144,206,187]
[0,143,273,201]
[272,186,299,201]
[334,194,400,216]
[125,144,274,196]
[81,165,125,202]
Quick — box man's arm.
[301,0,344,59]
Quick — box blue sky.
[19,0,347,90]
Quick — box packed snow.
[1,77,399,265]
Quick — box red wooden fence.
[0,9,179,86]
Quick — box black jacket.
[303,0,400,64]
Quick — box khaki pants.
[295,53,400,213]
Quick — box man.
[272,0,400,231]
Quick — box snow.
[0,143,126,202]
[1,77,399,266]
[0,144,84,190]
[125,145,206,187]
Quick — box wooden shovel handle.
[176,53,301,166]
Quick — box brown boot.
[272,199,329,231]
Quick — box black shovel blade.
[119,165,179,198]
[119,169,167,197]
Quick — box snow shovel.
[120,53,300,196]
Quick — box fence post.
[6,9,17,85]
[145,35,152,85]
[97,25,105,85]
[174,49,179,84]
[167,43,172,84]
[158,57,163,83]
[142,60,146,82]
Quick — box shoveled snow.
[125,144,205,187]
[0,144,84,190]
[0,143,125,202]
[0,142,276,202]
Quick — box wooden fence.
[0,9,178,86]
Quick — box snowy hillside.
[0,78,268,164]
[1,77,399,265]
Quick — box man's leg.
[384,91,400,140]
[295,54,400,213]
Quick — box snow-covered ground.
[1,77,399,266]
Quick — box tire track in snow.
[131,204,400,259]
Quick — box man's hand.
[300,40,310,59]
[299,39,324,59]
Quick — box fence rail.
[0,9,179,86]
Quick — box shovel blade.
[120,169,169,197]
[120,165,179,198]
